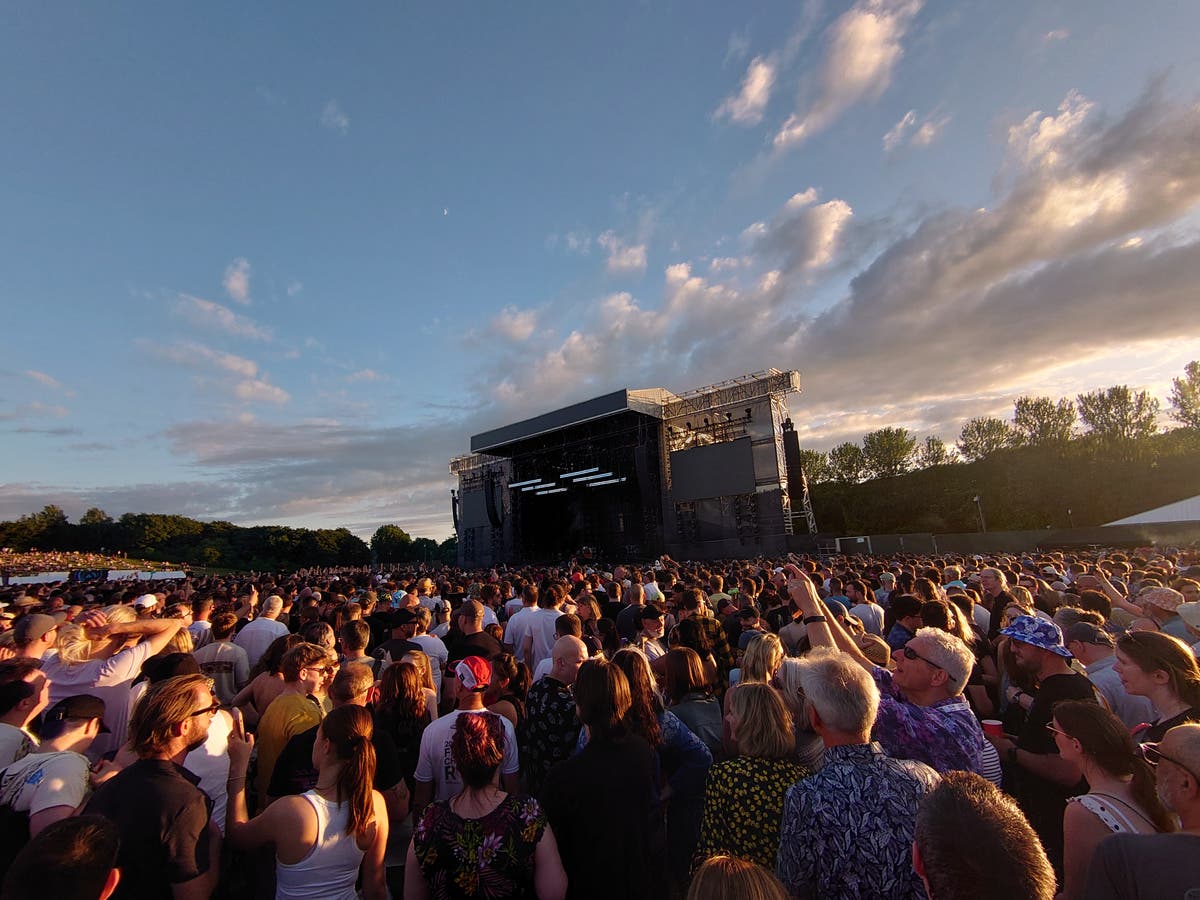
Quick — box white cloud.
[320,99,350,135]
[1007,89,1095,169]
[233,378,290,405]
[910,114,949,146]
[883,109,917,151]
[598,231,648,275]
[346,369,385,383]
[149,341,260,379]
[490,306,539,342]
[222,257,252,304]
[0,401,70,421]
[754,189,854,273]
[1042,29,1069,43]
[286,280,303,297]
[23,370,63,390]
[714,55,777,126]
[774,0,922,150]
[724,29,751,67]
[175,294,272,340]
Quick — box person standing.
[233,595,290,670]
[192,613,250,706]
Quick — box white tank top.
[275,792,365,900]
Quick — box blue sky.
[3,1,1200,540]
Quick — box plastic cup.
[981,719,1003,738]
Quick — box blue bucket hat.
[1000,615,1072,658]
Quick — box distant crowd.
[0,550,179,579]
[0,546,1197,899]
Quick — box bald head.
[1158,723,1200,826]
[1163,723,1200,779]
[551,635,588,686]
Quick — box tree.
[79,507,112,526]
[861,427,917,479]
[916,435,954,468]
[1169,360,1200,429]
[828,442,866,483]
[795,449,832,484]
[1077,385,1160,456]
[438,536,459,564]
[956,417,1014,463]
[371,524,413,564]
[1012,396,1076,446]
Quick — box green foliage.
[1012,396,1076,446]
[1077,385,1160,461]
[795,449,832,484]
[1169,360,1200,429]
[916,436,953,469]
[957,417,1014,463]
[371,524,413,564]
[828,442,866,483]
[861,427,917,479]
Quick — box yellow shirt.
[254,691,323,802]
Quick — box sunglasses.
[188,695,222,718]
[1141,742,1200,783]
[900,645,943,671]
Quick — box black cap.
[44,695,110,733]
[390,608,418,628]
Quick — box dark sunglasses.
[188,696,222,718]
[900,645,943,670]
[1141,742,1200,783]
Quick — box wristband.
[802,615,827,625]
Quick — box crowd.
[0,550,180,580]
[0,547,1197,899]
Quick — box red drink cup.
[982,719,1003,738]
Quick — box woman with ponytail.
[1114,630,1200,743]
[226,704,388,900]
[405,710,566,899]
[1051,700,1175,900]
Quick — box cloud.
[724,29,751,67]
[774,0,922,150]
[598,231,648,275]
[1042,29,1069,43]
[346,369,385,383]
[714,56,777,126]
[752,189,854,274]
[222,258,252,304]
[490,306,539,342]
[0,481,246,525]
[0,401,70,422]
[320,99,350,135]
[884,108,950,152]
[144,340,290,406]
[286,280,303,297]
[175,294,271,340]
[23,370,63,390]
[233,378,290,405]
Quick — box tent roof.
[1105,494,1200,526]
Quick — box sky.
[3,1,1200,542]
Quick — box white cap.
[133,594,158,608]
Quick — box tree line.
[0,507,457,571]
[798,362,1200,535]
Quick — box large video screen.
[670,437,755,501]
[460,489,490,528]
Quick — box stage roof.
[1105,493,1200,526]
[470,387,676,453]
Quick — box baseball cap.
[455,656,492,691]
[43,695,110,733]
[1140,587,1184,613]
[1063,621,1114,649]
[133,594,158,609]
[390,608,418,628]
[13,613,58,645]
[1177,601,1200,630]
[1000,615,1072,658]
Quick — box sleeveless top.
[275,792,365,900]
[1067,793,1156,834]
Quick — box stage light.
[521,483,549,492]
[573,472,614,482]
[561,467,600,479]
[509,478,543,489]
[535,487,568,495]
[587,477,627,487]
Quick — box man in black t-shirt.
[445,600,503,665]
[372,610,422,668]
[985,615,1096,876]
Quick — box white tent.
[1106,494,1200,526]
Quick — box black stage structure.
[450,370,811,566]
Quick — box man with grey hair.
[789,569,992,779]
[233,594,289,670]
[776,646,939,900]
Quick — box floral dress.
[413,794,547,899]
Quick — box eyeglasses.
[188,695,222,718]
[1044,723,1071,739]
[901,645,943,670]
[1140,742,1200,783]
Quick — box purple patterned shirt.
[871,667,986,776]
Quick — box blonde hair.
[401,650,435,693]
[165,627,194,655]
[729,682,794,760]
[54,623,94,667]
[741,633,784,683]
[104,604,137,625]
[687,855,789,900]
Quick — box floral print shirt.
[776,742,939,900]
[871,666,987,776]
[695,756,805,869]
[413,794,547,899]
[520,676,580,795]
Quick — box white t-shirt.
[850,602,885,636]
[0,724,37,770]
[504,597,524,618]
[193,641,251,705]
[531,658,553,682]
[188,620,213,650]
[503,607,538,665]
[0,750,90,815]
[233,617,291,670]
[185,710,233,834]
[414,708,519,802]
[527,608,563,667]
